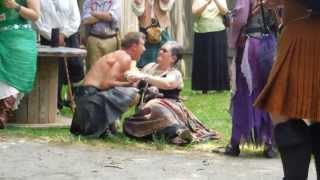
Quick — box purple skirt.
[230,34,277,146]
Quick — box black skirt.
[191,30,229,91]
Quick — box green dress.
[0,0,37,93]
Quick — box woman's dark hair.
[121,32,145,49]
[166,41,183,65]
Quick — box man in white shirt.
[34,0,85,110]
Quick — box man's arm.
[92,0,120,22]
[82,0,98,25]
[108,80,132,87]
[108,55,133,87]
[62,0,81,38]
[34,0,61,40]
[126,70,183,90]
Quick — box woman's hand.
[133,0,143,5]
[213,0,229,15]
[192,0,212,16]
[4,0,19,9]
[161,0,170,4]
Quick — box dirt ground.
[0,137,316,180]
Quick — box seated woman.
[124,41,219,145]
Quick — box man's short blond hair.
[121,32,145,49]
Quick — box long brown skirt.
[124,98,219,142]
[255,16,320,122]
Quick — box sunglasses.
[160,48,170,53]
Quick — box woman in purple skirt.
[224,0,280,158]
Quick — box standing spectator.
[34,0,85,110]
[224,0,278,158]
[131,0,175,68]
[82,0,121,71]
[0,0,40,128]
[191,0,229,94]
[255,0,320,179]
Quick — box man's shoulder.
[99,50,131,66]
[114,50,132,61]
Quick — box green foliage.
[0,80,232,152]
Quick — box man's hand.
[4,0,18,9]
[91,11,102,18]
[59,34,65,46]
[82,16,99,25]
[92,11,112,21]
[126,71,147,82]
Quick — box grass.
[0,80,232,152]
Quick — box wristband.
[15,5,22,13]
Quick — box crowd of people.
[1,0,320,179]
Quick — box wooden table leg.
[12,57,59,124]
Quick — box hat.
[159,0,174,11]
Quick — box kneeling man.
[70,32,145,138]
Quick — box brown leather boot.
[0,96,16,129]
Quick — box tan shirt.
[131,0,175,29]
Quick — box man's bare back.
[83,50,132,90]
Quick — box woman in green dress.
[0,0,39,128]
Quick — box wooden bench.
[9,45,86,125]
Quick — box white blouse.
[34,0,81,40]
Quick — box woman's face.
[157,44,174,66]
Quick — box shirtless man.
[70,32,145,138]
[83,32,146,90]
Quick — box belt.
[0,23,31,32]
[245,27,269,34]
[74,85,100,97]
[89,32,117,39]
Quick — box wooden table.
[10,45,86,125]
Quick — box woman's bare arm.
[4,0,40,21]
[192,0,212,17]
[265,0,283,8]
[213,0,229,15]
